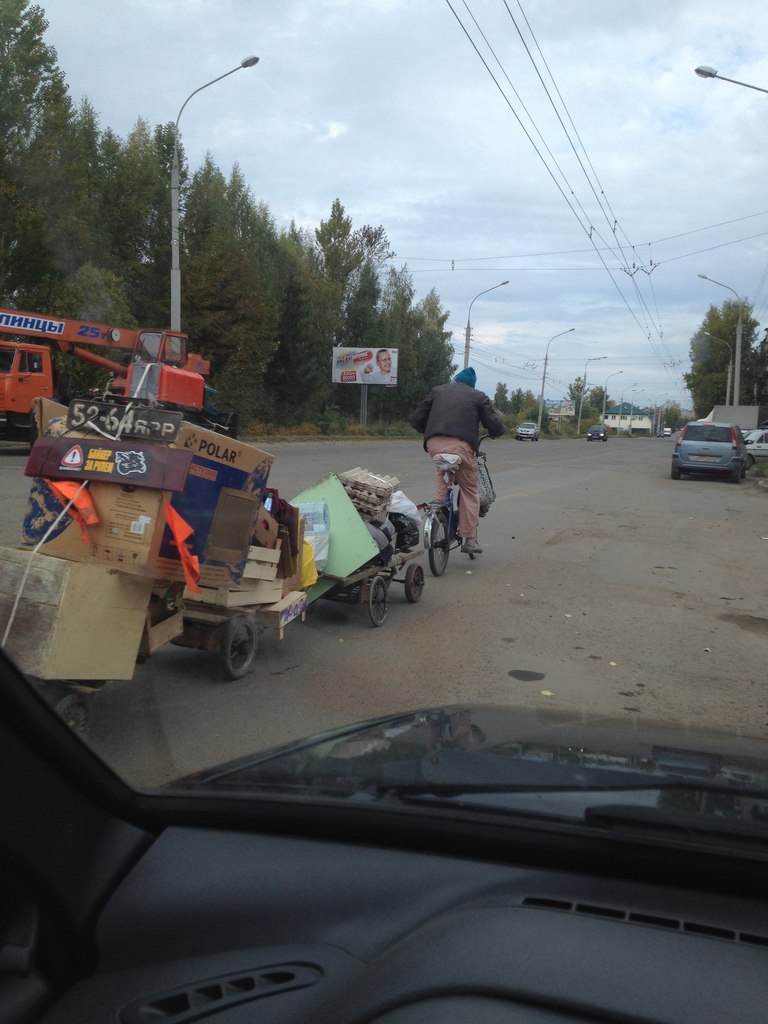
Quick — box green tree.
[684,299,759,415]
[493,383,511,413]
[0,0,76,306]
[183,159,281,419]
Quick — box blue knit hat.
[454,367,477,388]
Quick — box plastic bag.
[298,501,330,572]
[389,490,419,523]
[300,539,319,589]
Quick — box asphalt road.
[2,435,768,786]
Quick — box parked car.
[671,421,747,482]
[743,428,768,468]
[586,425,607,441]
[515,421,539,441]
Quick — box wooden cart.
[311,547,425,627]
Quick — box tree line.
[0,1,454,430]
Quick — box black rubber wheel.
[368,575,389,626]
[425,510,449,577]
[670,466,681,480]
[54,693,90,737]
[746,453,755,469]
[404,563,425,603]
[220,614,258,679]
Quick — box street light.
[576,355,607,436]
[628,389,644,436]
[535,327,575,436]
[698,274,743,404]
[702,331,734,406]
[463,280,509,368]
[170,55,259,330]
[602,370,623,425]
[618,382,638,434]
[694,66,768,96]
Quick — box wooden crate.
[242,544,281,581]
[254,591,308,639]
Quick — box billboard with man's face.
[332,347,398,385]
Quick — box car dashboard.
[2,660,768,1024]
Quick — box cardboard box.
[184,577,283,607]
[153,425,274,589]
[21,478,169,576]
[277,516,304,596]
[253,505,280,548]
[0,547,153,680]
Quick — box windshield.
[683,424,734,443]
[2,0,768,862]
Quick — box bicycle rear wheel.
[425,508,450,576]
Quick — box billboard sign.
[332,347,398,385]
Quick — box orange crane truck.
[0,308,238,440]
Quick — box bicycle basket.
[477,451,496,512]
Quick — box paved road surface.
[2,435,767,786]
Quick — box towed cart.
[292,470,425,628]
[312,545,424,627]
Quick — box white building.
[604,402,653,435]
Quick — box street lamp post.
[702,331,734,406]
[694,66,768,96]
[698,274,743,405]
[628,388,644,436]
[576,355,607,436]
[536,328,575,436]
[170,55,259,331]
[463,280,509,369]
[618,382,638,434]
[602,370,623,425]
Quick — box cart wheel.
[425,510,449,577]
[220,614,258,679]
[368,574,389,626]
[54,693,90,737]
[404,563,425,603]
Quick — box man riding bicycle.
[408,367,505,554]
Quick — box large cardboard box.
[0,547,153,679]
[21,478,169,576]
[153,425,274,589]
[23,398,173,576]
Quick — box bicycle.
[422,435,493,577]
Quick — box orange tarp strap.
[44,478,99,541]
[163,500,202,593]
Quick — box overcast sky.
[37,0,768,409]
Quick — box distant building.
[604,402,653,434]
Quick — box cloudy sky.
[38,0,768,409]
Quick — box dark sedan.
[586,425,607,441]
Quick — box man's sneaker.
[461,537,483,554]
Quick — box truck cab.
[0,342,53,437]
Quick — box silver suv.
[515,421,539,441]
[671,421,747,483]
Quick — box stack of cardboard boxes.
[0,399,306,680]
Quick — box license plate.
[690,455,719,463]
[67,400,182,441]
